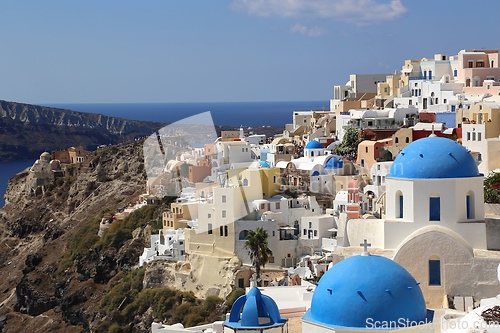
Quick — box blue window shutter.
[430,197,440,221]
[429,260,441,285]
[399,195,403,218]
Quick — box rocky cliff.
[0,100,165,161]
[0,100,164,135]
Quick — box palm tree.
[244,227,273,286]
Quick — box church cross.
[360,239,371,256]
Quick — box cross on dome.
[360,239,371,256]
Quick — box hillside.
[0,137,249,332]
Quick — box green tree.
[244,227,272,285]
[334,127,361,156]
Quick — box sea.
[0,100,329,207]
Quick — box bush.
[57,209,110,273]
[97,205,158,249]
[225,288,245,310]
[485,172,500,203]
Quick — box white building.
[335,106,418,141]
[334,136,500,307]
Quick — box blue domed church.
[302,254,433,332]
[334,137,500,308]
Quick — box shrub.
[97,205,158,249]
[225,288,245,310]
[57,210,110,273]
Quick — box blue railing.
[409,76,435,80]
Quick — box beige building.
[391,128,413,156]
[163,201,199,231]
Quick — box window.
[451,105,456,112]
[454,69,457,77]
[224,225,228,237]
[396,191,403,218]
[309,222,312,228]
[472,132,476,141]
[314,230,318,237]
[303,229,307,235]
[272,231,275,237]
[238,278,245,289]
[208,223,213,234]
[468,61,473,68]
[273,175,276,183]
[478,133,482,141]
[239,230,249,240]
[406,137,410,143]
[220,226,224,236]
[467,132,471,141]
[409,99,412,105]
[208,213,211,218]
[384,87,388,93]
[260,203,265,209]
[429,256,441,285]
[243,178,248,186]
[276,202,280,209]
[222,195,226,203]
[222,210,226,218]
[429,195,440,221]
[477,61,484,68]
[423,71,427,79]
[366,147,368,153]
[467,191,475,219]
[444,99,447,104]
[419,89,421,96]
[269,256,274,264]
[181,250,184,256]
[395,137,399,143]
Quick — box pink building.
[457,49,500,94]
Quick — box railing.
[409,76,435,80]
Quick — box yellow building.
[163,202,199,232]
[185,167,280,259]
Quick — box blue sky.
[1,0,499,104]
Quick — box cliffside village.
[25,49,500,333]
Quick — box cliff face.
[0,100,165,161]
[0,100,163,135]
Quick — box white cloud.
[290,23,326,37]
[231,0,408,25]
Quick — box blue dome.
[259,161,270,168]
[388,137,480,179]
[224,287,287,329]
[305,140,323,149]
[325,156,343,169]
[304,255,427,328]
